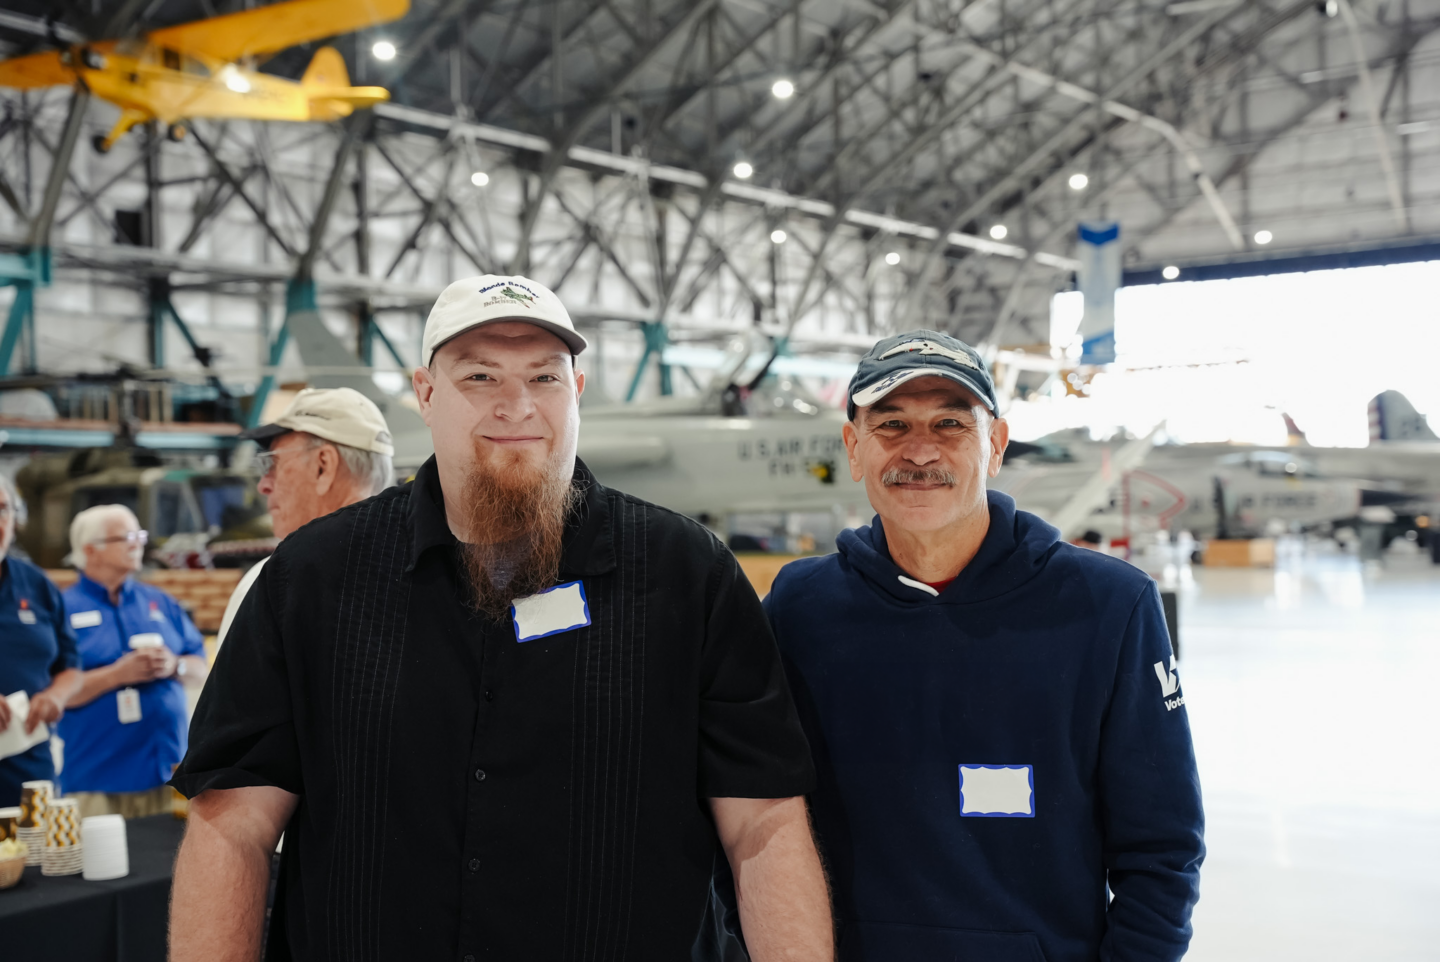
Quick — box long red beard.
[458,447,579,619]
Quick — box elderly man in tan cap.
[215,387,395,646]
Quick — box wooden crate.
[1201,538,1276,568]
[734,554,812,598]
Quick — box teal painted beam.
[0,426,114,447]
[0,284,34,376]
[0,253,36,282]
[247,279,315,428]
[624,321,672,402]
[0,426,238,450]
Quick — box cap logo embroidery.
[879,339,978,369]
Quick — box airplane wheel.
[91,133,111,154]
[166,123,187,143]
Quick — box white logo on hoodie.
[1153,657,1180,698]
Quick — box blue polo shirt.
[0,556,78,805]
[58,573,205,794]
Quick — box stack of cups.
[17,780,52,866]
[81,815,129,880]
[42,797,83,876]
[0,805,20,842]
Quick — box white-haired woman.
[0,474,83,806]
[58,504,208,819]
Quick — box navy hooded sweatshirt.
[764,491,1203,962]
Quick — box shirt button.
[474,769,487,782]
[483,690,493,701]
[469,858,480,871]
[464,955,475,962]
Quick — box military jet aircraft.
[995,392,1439,542]
[0,0,406,152]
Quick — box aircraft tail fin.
[1368,390,1438,443]
[301,46,350,89]
[1281,412,1307,445]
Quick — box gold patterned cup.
[42,798,83,877]
[18,780,53,867]
[18,780,53,828]
[0,806,19,842]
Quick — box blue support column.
[624,321,671,402]
[150,292,168,368]
[0,285,34,375]
[248,279,313,427]
[0,250,47,376]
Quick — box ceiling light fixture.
[1162,265,1180,280]
[884,251,901,266]
[1253,229,1274,245]
[470,171,490,187]
[770,229,788,244]
[989,224,1008,240]
[222,67,250,93]
[1068,172,1089,190]
[771,78,795,99]
[372,40,397,61]
[733,161,754,179]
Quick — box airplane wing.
[1045,425,1162,539]
[0,50,76,89]
[146,0,409,63]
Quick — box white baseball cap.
[239,387,394,457]
[423,274,587,364]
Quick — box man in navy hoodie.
[765,331,1203,962]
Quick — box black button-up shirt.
[174,457,814,961]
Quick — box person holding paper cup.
[0,474,82,807]
[58,505,208,819]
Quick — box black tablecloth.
[0,813,186,961]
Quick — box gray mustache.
[881,467,957,486]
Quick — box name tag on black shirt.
[511,581,591,642]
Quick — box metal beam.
[895,1,1246,321]
[26,87,89,250]
[509,0,719,273]
[189,127,299,259]
[1336,0,1407,231]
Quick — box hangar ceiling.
[0,0,1437,388]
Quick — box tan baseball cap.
[239,387,394,456]
[423,274,587,364]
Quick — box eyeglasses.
[254,441,323,476]
[0,504,12,519]
[93,530,149,547]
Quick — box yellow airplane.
[0,0,408,153]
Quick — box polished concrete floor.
[1178,542,1440,961]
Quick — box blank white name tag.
[116,688,141,724]
[511,581,591,642]
[71,610,102,629]
[18,609,36,625]
[128,633,164,650]
[959,764,1035,817]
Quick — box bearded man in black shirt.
[169,275,832,962]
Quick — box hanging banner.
[1077,220,1121,364]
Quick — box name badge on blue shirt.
[71,610,102,629]
[959,764,1035,817]
[511,581,591,642]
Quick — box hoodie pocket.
[842,920,1048,962]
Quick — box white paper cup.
[81,815,129,880]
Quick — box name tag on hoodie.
[959,764,1035,817]
[512,581,591,642]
